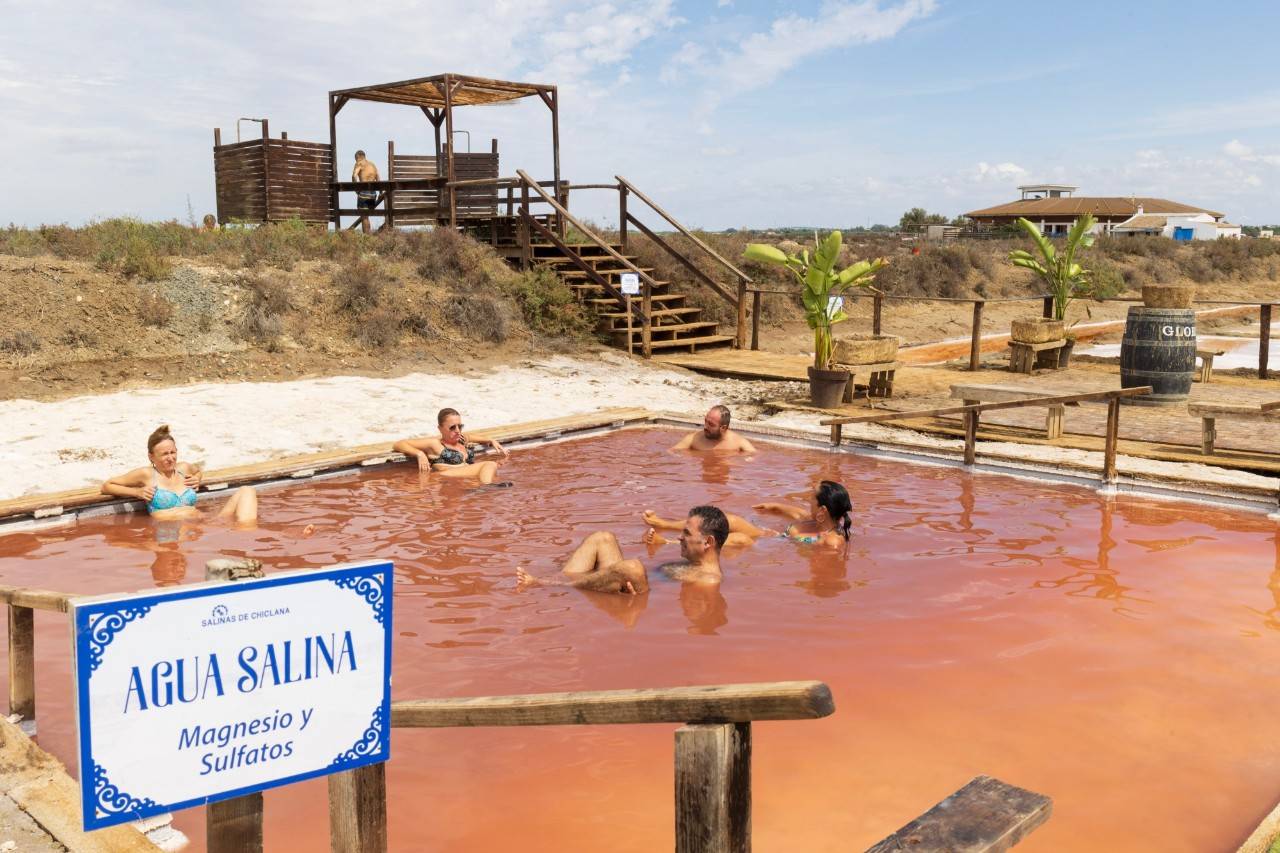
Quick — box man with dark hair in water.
[516,505,729,595]
[671,405,756,453]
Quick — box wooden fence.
[213,123,332,225]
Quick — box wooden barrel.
[1119,307,1196,404]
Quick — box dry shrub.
[0,330,40,355]
[414,227,504,291]
[357,305,401,349]
[93,219,173,281]
[139,290,175,327]
[505,268,591,339]
[450,293,509,342]
[58,327,99,347]
[239,269,292,348]
[334,256,384,312]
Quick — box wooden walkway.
[655,349,812,381]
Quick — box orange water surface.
[2,427,1278,851]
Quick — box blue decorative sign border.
[72,561,393,831]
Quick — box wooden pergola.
[327,73,560,228]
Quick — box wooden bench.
[839,360,902,402]
[951,384,1067,439]
[1195,348,1226,383]
[1186,400,1280,454]
[866,775,1051,852]
[1007,339,1067,374]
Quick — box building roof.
[965,197,1224,219]
[330,74,553,109]
[1216,222,1240,229]
[1112,215,1167,232]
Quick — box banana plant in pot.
[744,231,887,407]
[1008,214,1097,368]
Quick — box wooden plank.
[391,681,833,728]
[970,300,984,371]
[1187,402,1280,418]
[8,605,34,723]
[675,723,750,853]
[865,775,1051,853]
[328,763,387,853]
[949,385,1063,403]
[963,410,978,465]
[1260,303,1271,381]
[207,794,262,853]
[822,387,1152,426]
[615,176,750,282]
[0,587,71,613]
[1103,397,1121,483]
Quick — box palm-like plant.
[744,231,887,369]
[1008,215,1097,322]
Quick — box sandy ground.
[4,349,1276,506]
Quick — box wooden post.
[8,605,34,728]
[1260,303,1272,380]
[519,181,531,271]
[735,278,748,349]
[618,184,629,253]
[260,119,271,223]
[626,295,634,356]
[829,423,842,446]
[642,282,653,359]
[213,128,222,147]
[675,722,751,853]
[550,87,563,238]
[443,76,457,229]
[1103,396,1121,484]
[969,300,984,371]
[205,558,265,853]
[328,94,340,231]
[1042,295,1054,319]
[873,293,883,336]
[328,762,387,853]
[963,409,978,466]
[751,291,761,351]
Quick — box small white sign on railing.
[72,562,392,830]
[620,272,641,295]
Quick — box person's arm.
[735,434,757,454]
[392,438,439,472]
[178,462,203,490]
[670,431,696,451]
[641,510,683,531]
[752,502,807,520]
[102,467,154,502]
[467,432,509,458]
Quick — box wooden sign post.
[620,273,641,357]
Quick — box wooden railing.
[823,386,1153,483]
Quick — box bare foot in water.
[643,527,669,550]
[515,567,542,590]
[301,524,316,537]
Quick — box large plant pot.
[1142,284,1196,309]
[1010,317,1064,344]
[808,366,851,409]
[833,333,899,365]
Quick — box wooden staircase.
[528,242,736,353]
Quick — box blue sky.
[2,0,1278,229]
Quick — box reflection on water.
[1,428,1279,852]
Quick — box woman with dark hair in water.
[101,424,258,524]
[643,480,853,551]
[393,407,509,484]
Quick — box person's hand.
[752,502,782,512]
[621,580,638,595]
[137,485,156,501]
[416,453,431,473]
[183,471,202,489]
[515,567,540,590]
[492,440,510,459]
[642,509,661,527]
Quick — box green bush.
[505,268,592,339]
[92,219,173,281]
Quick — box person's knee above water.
[643,480,853,551]
[517,505,730,595]
[393,407,510,484]
[671,405,756,454]
[101,424,258,525]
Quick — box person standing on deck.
[670,405,756,454]
[352,150,380,234]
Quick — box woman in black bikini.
[393,408,509,484]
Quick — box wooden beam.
[1261,303,1272,381]
[736,277,748,349]
[328,763,387,853]
[751,291,761,350]
[390,681,833,728]
[618,183,629,253]
[8,605,34,725]
[865,775,1052,853]
[627,214,738,306]
[964,409,979,465]
[329,95,340,230]
[873,293,883,336]
[549,88,562,237]
[970,299,984,371]
[675,723,751,853]
[820,386,1153,426]
[1103,397,1121,483]
[615,176,752,283]
[0,586,71,612]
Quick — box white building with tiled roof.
[965,184,1232,238]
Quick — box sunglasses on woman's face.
[447,424,465,432]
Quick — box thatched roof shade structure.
[328,73,560,226]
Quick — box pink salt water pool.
[1,427,1278,851]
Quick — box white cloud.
[1223,138,1280,167]
[973,162,1028,182]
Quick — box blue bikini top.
[149,469,197,512]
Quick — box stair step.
[625,321,720,336]
[586,293,686,306]
[643,335,736,351]
[598,307,701,319]
[554,265,656,277]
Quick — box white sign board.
[72,562,392,830]
[826,296,844,318]
[620,272,641,295]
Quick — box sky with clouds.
[2,0,1278,229]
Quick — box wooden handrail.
[521,211,645,323]
[615,175,751,283]
[391,681,834,728]
[0,586,72,613]
[627,213,738,307]
[821,386,1152,426]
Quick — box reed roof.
[331,74,553,109]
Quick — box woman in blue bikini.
[644,480,853,551]
[393,408,509,484]
[101,424,258,524]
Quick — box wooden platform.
[655,349,812,381]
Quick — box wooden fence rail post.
[751,291,761,351]
[205,558,266,853]
[8,604,34,731]
[969,300,985,371]
[328,762,388,853]
[1260,303,1272,381]
[963,409,979,466]
[642,282,653,359]
[736,278,748,349]
[675,722,751,853]
[873,294,883,336]
[1103,397,1121,484]
[618,184,629,254]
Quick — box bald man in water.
[671,405,756,453]
[516,506,729,595]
